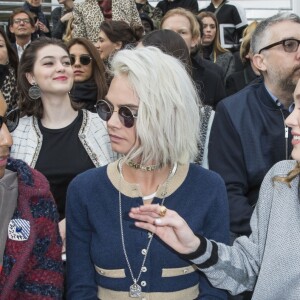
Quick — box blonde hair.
[63,16,74,43]
[240,21,258,63]
[110,47,201,166]
[273,162,300,187]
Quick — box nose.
[0,124,13,148]
[285,107,297,128]
[107,110,122,129]
[56,61,67,72]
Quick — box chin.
[291,148,300,161]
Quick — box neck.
[264,81,294,109]
[40,94,78,129]
[212,0,223,7]
[121,161,172,197]
[16,36,31,47]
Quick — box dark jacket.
[208,80,292,235]
[157,0,198,15]
[191,54,226,109]
[225,63,261,96]
[51,6,70,39]
[0,159,63,299]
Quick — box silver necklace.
[118,159,177,298]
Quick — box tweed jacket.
[66,161,229,299]
[189,160,300,299]
[0,158,63,299]
[73,0,142,43]
[10,109,115,168]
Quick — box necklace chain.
[118,159,177,297]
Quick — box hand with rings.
[129,204,201,255]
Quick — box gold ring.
[159,205,167,217]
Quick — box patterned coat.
[73,0,142,43]
[0,158,63,299]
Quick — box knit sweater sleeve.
[184,162,287,295]
[66,172,98,299]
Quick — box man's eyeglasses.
[70,54,92,66]
[258,38,300,54]
[0,108,19,133]
[13,18,31,25]
[95,99,138,128]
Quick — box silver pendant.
[129,283,142,298]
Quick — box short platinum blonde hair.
[110,47,201,166]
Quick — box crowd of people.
[0,0,300,299]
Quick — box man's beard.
[278,66,300,95]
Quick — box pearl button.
[141,266,147,272]
[141,281,146,287]
[141,249,147,255]
[183,268,188,274]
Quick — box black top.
[191,54,226,109]
[157,0,198,15]
[35,110,94,219]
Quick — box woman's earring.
[28,83,41,100]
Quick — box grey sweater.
[190,160,300,299]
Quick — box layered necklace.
[118,159,177,298]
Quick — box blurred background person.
[9,8,35,61]
[225,21,261,96]
[95,20,143,85]
[199,0,247,51]
[139,12,155,34]
[67,37,108,111]
[0,27,19,112]
[72,0,142,43]
[161,8,226,109]
[135,0,162,29]
[51,0,74,40]
[198,11,235,81]
[23,0,51,39]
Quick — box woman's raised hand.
[129,204,200,255]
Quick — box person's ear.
[25,72,35,85]
[115,41,122,51]
[252,53,267,72]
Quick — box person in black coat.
[161,8,226,108]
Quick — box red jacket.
[0,159,63,299]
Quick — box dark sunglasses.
[258,38,300,54]
[0,108,19,133]
[70,54,92,66]
[95,99,138,128]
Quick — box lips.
[0,154,9,167]
[54,76,68,80]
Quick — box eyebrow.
[41,55,70,60]
[105,98,139,109]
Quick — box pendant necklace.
[118,159,177,298]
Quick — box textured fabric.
[136,1,162,29]
[0,158,63,299]
[191,160,300,299]
[66,161,229,299]
[73,0,142,43]
[0,170,18,268]
[10,109,116,168]
[0,65,18,112]
[208,80,292,235]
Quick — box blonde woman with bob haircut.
[66,46,229,299]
